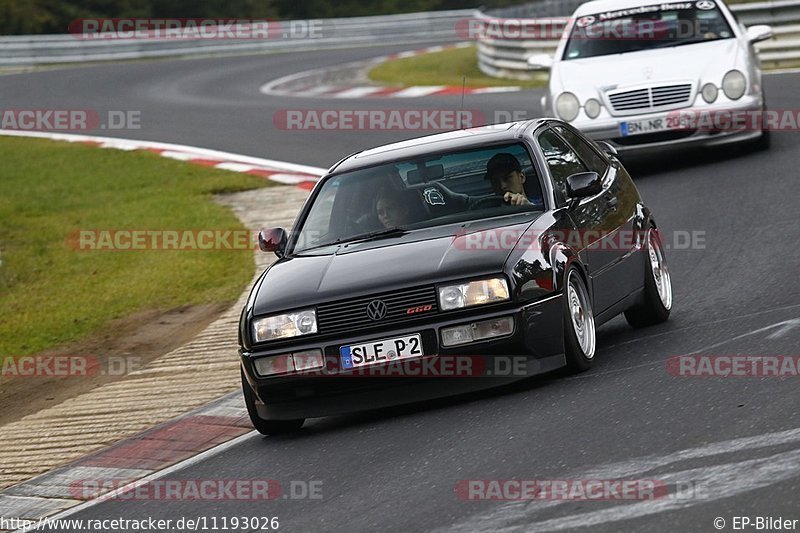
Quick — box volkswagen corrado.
[239,119,673,434]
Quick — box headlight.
[584,98,601,119]
[555,92,580,122]
[252,308,317,342]
[701,83,718,104]
[722,70,746,100]
[438,278,510,311]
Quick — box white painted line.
[0,130,326,176]
[395,50,419,58]
[14,430,258,533]
[332,86,384,98]
[296,84,338,96]
[159,150,198,161]
[390,86,448,98]
[426,45,445,54]
[438,426,800,533]
[470,86,523,94]
[214,162,255,172]
[267,172,315,184]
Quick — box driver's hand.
[503,192,531,206]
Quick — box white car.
[530,0,774,153]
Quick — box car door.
[552,125,641,309]
[536,127,619,314]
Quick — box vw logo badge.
[366,300,388,321]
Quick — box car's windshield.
[563,1,734,60]
[291,142,544,253]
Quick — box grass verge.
[0,137,269,356]
[368,45,547,89]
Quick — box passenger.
[375,187,413,228]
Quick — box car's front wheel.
[563,267,596,373]
[241,368,305,435]
[625,228,672,328]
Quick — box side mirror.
[258,227,287,257]
[746,25,773,43]
[595,140,618,157]
[566,172,602,200]
[527,53,554,70]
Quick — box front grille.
[608,84,693,114]
[316,286,438,334]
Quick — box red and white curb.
[260,43,522,99]
[0,130,326,191]
[2,393,252,530]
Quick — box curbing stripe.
[259,43,521,99]
[0,130,326,188]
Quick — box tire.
[563,267,596,373]
[241,367,304,436]
[625,228,672,328]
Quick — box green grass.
[368,45,547,89]
[0,137,270,356]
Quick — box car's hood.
[553,38,743,95]
[251,218,538,315]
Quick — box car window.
[563,2,735,60]
[553,126,609,176]
[537,129,589,206]
[292,143,546,253]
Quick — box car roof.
[573,0,720,17]
[330,119,550,174]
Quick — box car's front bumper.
[571,95,765,154]
[239,295,565,419]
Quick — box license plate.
[620,114,691,136]
[340,334,423,370]
[620,118,670,137]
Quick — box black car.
[238,119,672,435]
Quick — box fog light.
[254,354,294,377]
[472,317,514,341]
[441,316,514,347]
[701,83,718,104]
[441,325,474,347]
[292,349,324,372]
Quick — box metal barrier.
[0,10,478,66]
[477,1,800,79]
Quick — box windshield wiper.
[651,37,719,49]
[333,226,409,247]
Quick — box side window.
[537,129,589,205]
[553,126,609,176]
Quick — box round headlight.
[584,98,601,119]
[701,83,718,104]
[555,92,580,122]
[722,70,746,100]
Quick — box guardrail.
[0,10,477,66]
[478,0,800,79]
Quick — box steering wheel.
[470,195,506,210]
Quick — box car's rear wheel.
[563,267,596,373]
[241,367,304,435]
[625,228,672,328]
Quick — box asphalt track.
[3,44,800,532]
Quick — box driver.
[484,153,537,206]
[375,187,412,228]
